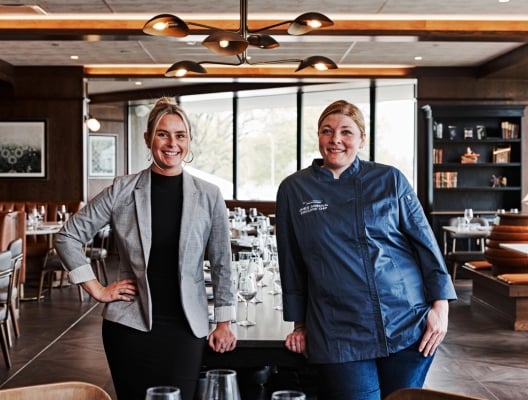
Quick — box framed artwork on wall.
[89,134,116,178]
[0,121,46,178]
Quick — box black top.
[148,170,184,320]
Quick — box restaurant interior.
[1,0,528,399]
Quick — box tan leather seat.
[0,381,112,400]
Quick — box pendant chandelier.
[142,0,338,77]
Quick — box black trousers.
[103,318,206,400]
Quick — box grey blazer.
[54,168,236,338]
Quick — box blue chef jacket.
[275,158,457,364]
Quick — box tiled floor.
[0,257,527,400]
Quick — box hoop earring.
[184,151,194,164]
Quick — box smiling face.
[145,113,190,176]
[318,113,365,178]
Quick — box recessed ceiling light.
[414,56,423,61]
[498,0,510,3]
[70,55,79,60]
[134,81,142,86]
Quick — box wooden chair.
[445,217,488,281]
[0,251,15,368]
[38,252,85,303]
[384,388,488,400]
[0,381,112,399]
[84,225,111,285]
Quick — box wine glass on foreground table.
[237,270,257,326]
[202,369,241,400]
[145,386,182,400]
[271,390,306,400]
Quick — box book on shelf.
[433,171,457,188]
[501,121,519,139]
[433,148,443,164]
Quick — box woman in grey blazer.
[54,97,237,400]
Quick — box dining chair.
[84,225,111,285]
[0,250,15,368]
[38,252,85,303]
[3,238,23,344]
[0,381,112,399]
[384,388,487,400]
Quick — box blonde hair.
[317,100,366,138]
[145,97,193,162]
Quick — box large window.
[237,90,297,200]
[128,80,417,200]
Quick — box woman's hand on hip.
[82,278,137,303]
[419,299,449,357]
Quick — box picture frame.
[0,121,46,178]
[493,146,511,164]
[89,134,116,178]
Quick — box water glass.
[145,386,182,400]
[271,390,306,400]
[202,369,241,400]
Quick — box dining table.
[203,274,306,371]
[442,224,491,255]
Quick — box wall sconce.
[85,115,101,132]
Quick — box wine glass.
[145,386,182,400]
[39,205,47,224]
[464,208,473,228]
[248,207,258,224]
[249,256,264,303]
[237,270,257,326]
[57,204,67,223]
[271,390,306,400]
[267,254,281,295]
[202,369,241,400]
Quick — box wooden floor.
[0,256,527,400]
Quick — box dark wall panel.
[0,66,85,202]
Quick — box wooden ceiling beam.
[0,18,528,40]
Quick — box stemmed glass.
[267,253,281,296]
[464,208,473,228]
[57,204,67,224]
[145,386,182,400]
[202,369,241,400]
[271,391,306,400]
[39,205,46,224]
[249,256,264,303]
[237,269,257,326]
[248,207,258,224]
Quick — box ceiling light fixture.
[142,0,337,77]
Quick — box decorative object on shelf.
[142,0,337,77]
[490,174,508,188]
[460,146,479,164]
[448,125,457,140]
[485,213,528,275]
[476,125,487,140]
[434,122,443,139]
[464,126,474,139]
[493,146,511,163]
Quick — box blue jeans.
[316,340,434,400]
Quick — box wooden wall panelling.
[0,66,85,202]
